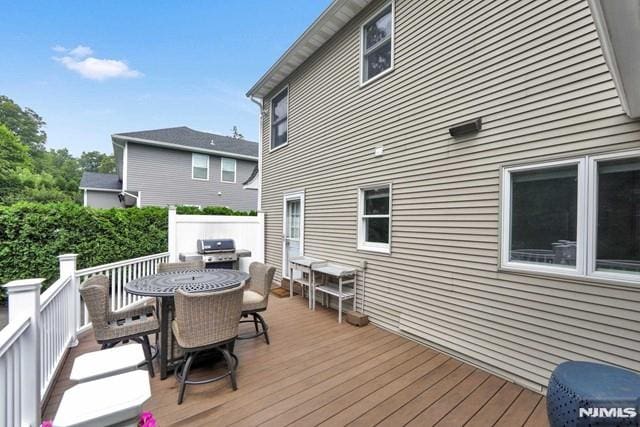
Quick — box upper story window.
[221,157,236,183]
[271,87,288,150]
[500,150,640,283]
[192,153,209,180]
[358,184,392,254]
[361,3,394,85]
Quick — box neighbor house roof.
[112,126,259,161]
[79,172,122,191]
[242,165,259,186]
[246,0,375,99]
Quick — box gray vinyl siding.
[85,191,122,209]
[126,143,257,211]
[259,0,640,391]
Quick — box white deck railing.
[0,251,169,426]
[0,314,32,427]
[76,252,170,328]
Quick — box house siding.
[126,142,257,211]
[259,0,640,391]
[85,190,122,209]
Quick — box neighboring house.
[80,126,259,210]
[247,0,640,392]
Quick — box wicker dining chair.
[158,260,205,273]
[238,262,276,344]
[172,285,244,404]
[79,274,160,377]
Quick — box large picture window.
[361,2,394,84]
[501,150,640,283]
[192,153,209,180]
[271,87,288,149]
[358,184,391,253]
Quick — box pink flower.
[139,411,156,427]
[41,422,53,427]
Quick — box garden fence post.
[4,278,43,427]
[168,205,177,261]
[59,253,79,346]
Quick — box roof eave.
[246,0,374,99]
[111,134,259,162]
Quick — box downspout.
[249,96,264,212]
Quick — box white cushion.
[243,290,264,305]
[54,370,150,427]
[70,344,146,383]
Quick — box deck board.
[42,295,549,426]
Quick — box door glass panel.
[510,165,578,267]
[596,157,640,275]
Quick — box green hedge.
[0,202,168,301]
[175,205,257,216]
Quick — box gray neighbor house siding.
[126,142,257,210]
[254,0,640,392]
[86,191,121,209]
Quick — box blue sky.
[0,1,331,155]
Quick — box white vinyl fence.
[168,207,265,271]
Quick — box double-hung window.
[500,150,640,283]
[271,87,288,149]
[192,153,209,180]
[361,2,394,84]
[221,157,236,183]
[358,184,392,253]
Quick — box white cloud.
[52,45,143,81]
[68,45,93,58]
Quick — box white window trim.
[357,183,392,254]
[220,157,237,183]
[360,0,395,87]
[586,149,640,283]
[500,150,640,285]
[191,153,209,181]
[270,85,289,153]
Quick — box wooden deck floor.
[43,294,549,426]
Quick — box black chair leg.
[253,314,259,333]
[256,313,270,345]
[177,353,195,405]
[142,335,155,377]
[220,348,238,391]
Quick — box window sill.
[191,177,209,181]
[357,244,391,255]
[498,264,640,289]
[360,66,394,88]
[269,143,288,154]
[221,180,236,184]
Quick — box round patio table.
[125,269,249,379]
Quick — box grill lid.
[197,239,235,254]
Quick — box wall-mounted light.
[449,118,482,137]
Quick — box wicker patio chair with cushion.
[172,285,244,404]
[79,274,160,377]
[157,260,205,273]
[238,262,276,344]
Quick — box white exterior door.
[283,192,304,278]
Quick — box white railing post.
[168,206,177,262]
[59,253,79,346]
[4,278,43,427]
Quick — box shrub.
[0,202,168,301]
[175,205,256,216]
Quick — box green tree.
[97,155,117,174]
[230,125,244,139]
[0,125,31,202]
[79,150,116,174]
[0,96,46,152]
